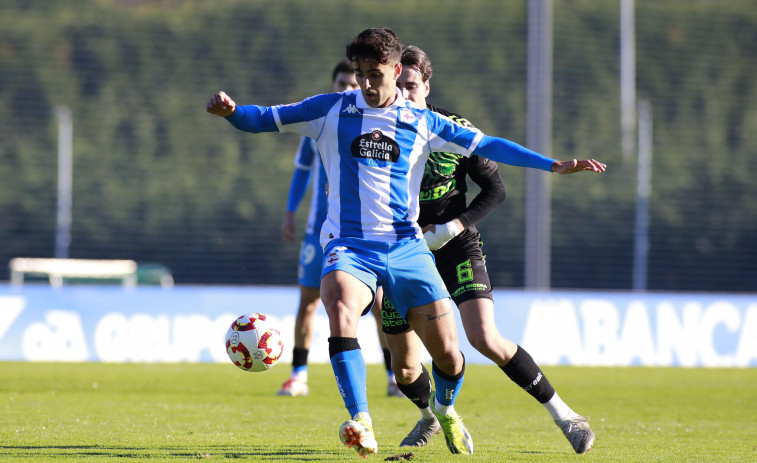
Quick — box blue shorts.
[298,232,324,289]
[321,237,449,317]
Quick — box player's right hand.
[281,212,296,243]
[423,220,463,250]
[206,91,236,117]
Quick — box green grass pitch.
[1,362,755,462]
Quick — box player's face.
[396,67,429,109]
[352,59,401,108]
[332,71,359,92]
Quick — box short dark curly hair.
[346,27,402,65]
[401,45,433,82]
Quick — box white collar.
[356,87,406,109]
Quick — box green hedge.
[1,0,754,290]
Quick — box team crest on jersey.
[351,130,400,162]
[399,108,417,124]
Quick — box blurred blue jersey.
[289,136,328,235]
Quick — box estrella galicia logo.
[351,130,400,162]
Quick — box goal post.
[8,258,172,288]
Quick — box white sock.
[434,397,455,416]
[387,371,396,384]
[543,392,578,422]
[292,370,308,382]
[420,406,435,421]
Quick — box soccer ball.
[225,313,284,372]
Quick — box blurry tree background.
[1,0,755,291]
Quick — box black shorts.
[381,230,493,335]
[434,230,493,306]
[380,295,409,335]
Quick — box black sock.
[396,364,432,409]
[327,336,360,358]
[431,353,465,382]
[500,345,555,404]
[292,346,309,369]
[382,348,392,374]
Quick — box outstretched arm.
[551,158,606,174]
[473,135,606,174]
[206,91,278,133]
[206,91,236,117]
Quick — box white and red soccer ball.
[225,313,283,372]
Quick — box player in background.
[278,60,402,399]
[207,27,605,458]
[386,45,595,454]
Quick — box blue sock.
[329,337,368,417]
[432,357,465,406]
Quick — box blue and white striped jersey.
[227,88,555,246]
[291,136,328,236]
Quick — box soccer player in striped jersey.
[206,27,604,457]
[386,45,595,454]
[277,60,401,399]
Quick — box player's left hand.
[551,159,606,174]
